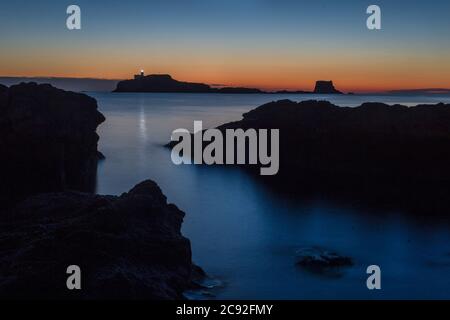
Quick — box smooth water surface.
[91,92,450,299]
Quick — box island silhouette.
[113,73,344,94]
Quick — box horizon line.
[1,75,450,94]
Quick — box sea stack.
[314,81,343,94]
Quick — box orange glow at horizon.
[1,46,449,93]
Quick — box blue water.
[90,92,450,299]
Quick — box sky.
[0,0,449,92]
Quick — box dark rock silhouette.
[274,89,310,94]
[314,81,342,94]
[174,99,450,214]
[216,87,263,94]
[0,180,199,300]
[114,74,345,94]
[0,83,105,207]
[114,74,212,93]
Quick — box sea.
[88,92,450,299]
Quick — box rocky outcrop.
[114,74,212,93]
[0,83,105,206]
[207,100,450,213]
[314,81,342,94]
[0,180,197,300]
[113,74,345,94]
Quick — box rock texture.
[0,180,196,300]
[0,83,105,206]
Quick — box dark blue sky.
[1,0,449,91]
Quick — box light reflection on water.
[91,92,450,299]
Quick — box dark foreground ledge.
[0,180,198,300]
[0,82,106,206]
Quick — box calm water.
[90,92,450,299]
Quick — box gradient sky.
[0,0,449,92]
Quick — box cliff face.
[114,74,212,93]
[0,83,105,206]
[314,81,342,94]
[0,180,196,300]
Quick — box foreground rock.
[0,180,197,300]
[0,83,105,206]
[211,100,450,213]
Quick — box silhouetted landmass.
[0,83,105,206]
[0,180,201,299]
[0,77,119,92]
[170,99,450,214]
[274,89,310,94]
[314,81,342,94]
[114,74,345,94]
[114,74,212,93]
[216,87,263,94]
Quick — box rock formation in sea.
[113,74,345,94]
[0,83,105,206]
[0,83,201,299]
[296,247,353,277]
[0,180,199,300]
[313,81,342,94]
[114,74,212,93]
[170,99,450,213]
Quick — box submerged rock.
[296,247,353,268]
[0,83,105,206]
[0,180,197,300]
[296,247,353,277]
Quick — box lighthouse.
[134,69,145,79]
